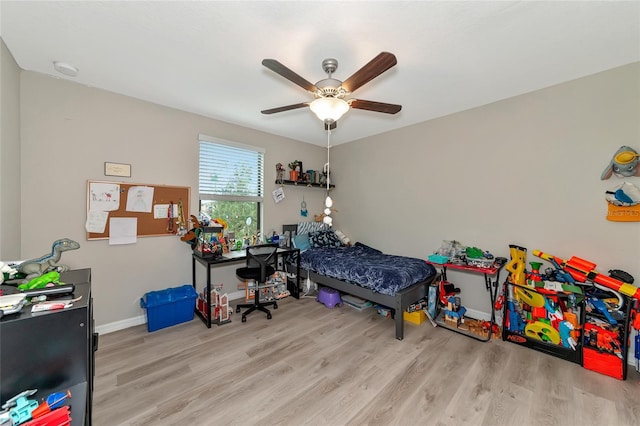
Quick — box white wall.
[0,39,21,259]
[332,62,640,318]
[18,71,327,328]
[9,61,640,339]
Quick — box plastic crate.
[403,310,426,325]
[140,285,197,332]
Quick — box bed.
[282,224,438,340]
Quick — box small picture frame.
[104,162,131,177]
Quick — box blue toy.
[587,296,618,325]
[1,389,38,425]
[544,297,564,322]
[507,301,526,332]
[559,321,577,350]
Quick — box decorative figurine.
[601,145,640,179]
[275,162,285,183]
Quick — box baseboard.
[227,290,245,301]
[464,307,491,322]
[95,315,146,335]
[96,290,247,335]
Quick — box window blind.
[198,135,264,202]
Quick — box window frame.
[198,134,264,235]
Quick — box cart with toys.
[427,240,506,342]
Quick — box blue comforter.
[300,243,437,296]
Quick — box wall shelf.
[275,180,335,189]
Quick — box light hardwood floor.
[93,296,640,426]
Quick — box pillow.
[292,233,311,252]
[309,230,343,248]
[297,221,327,235]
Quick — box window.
[199,135,264,241]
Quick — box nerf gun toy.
[584,322,622,356]
[586,296,618,325]
[505,245,527,285]
[533,250,640,302]
[506,301,526,332]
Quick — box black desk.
[0,269,94,426]
[191,247,300,328]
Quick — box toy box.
[342,294,373,311]
[583,347,624,380]
[403,310,426,325]
[193,226,224,258]
[502,281,583,365]
[140,285,197,332]
[427,254,449,264]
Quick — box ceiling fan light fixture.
[310,97,349,123]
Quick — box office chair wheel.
[236,306,241,313]
[267,313,272,320]
[241,315,247,322]
[273,302,278,309]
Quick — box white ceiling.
[1,1,639,146]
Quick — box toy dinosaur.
[17,238,80,276]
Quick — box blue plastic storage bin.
[140,284,197,332]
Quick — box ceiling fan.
[261,51,402,129]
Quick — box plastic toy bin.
[140,285,197,332]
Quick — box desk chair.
[235,244,279,322]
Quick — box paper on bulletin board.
[153,204,179,219]
[126,186,154,213]
[89,182,121,212]
[85,211,109,233]
[109,217,137,245]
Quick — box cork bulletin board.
[86,180,190,240]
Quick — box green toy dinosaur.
[18,271,62,291]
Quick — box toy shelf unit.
[428,261,504,342]
[582,288,632,380]
[502,280,584,365]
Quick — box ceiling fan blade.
[262,59,319,93]
[349,99,402,114]
[341,52,397,93]
[261,102,310,115]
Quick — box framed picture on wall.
[104,162,131,177]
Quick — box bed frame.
[282,225,438,340]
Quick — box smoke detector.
[53,61,79,77]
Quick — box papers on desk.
[0,293,27,315]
